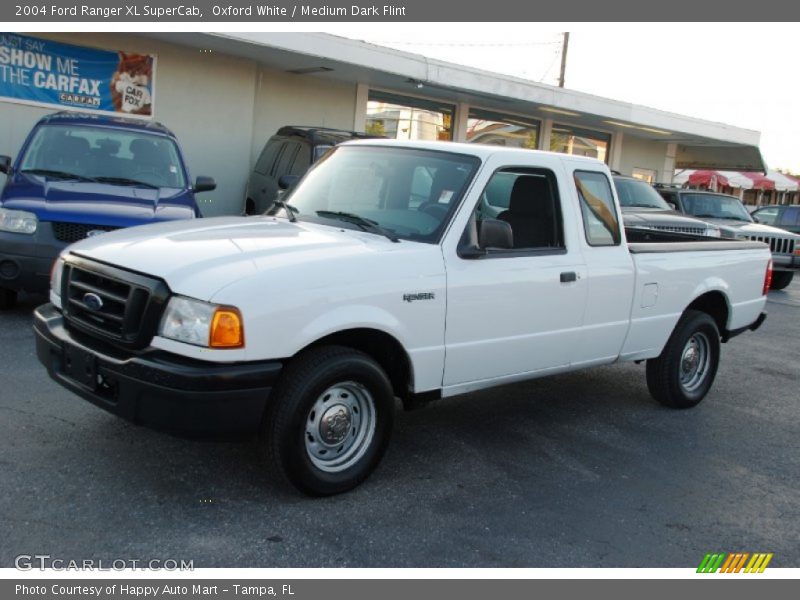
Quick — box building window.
[550,124,611,164]
[466,108,539,149]
[366,90,454,141]
[632,168,657,183]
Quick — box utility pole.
[558,32,570,88]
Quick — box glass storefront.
[550,124,611,163]
[366,91,454,141]
[466,108,539,149]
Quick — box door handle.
[560,271,577,283]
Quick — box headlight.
[159,296,244,348]
[50,257,65,296]
[706,224,721,238]
[0,208,38,234]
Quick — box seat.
[419,165,467,219]
[43,135,90,172]
[497,176,556,248]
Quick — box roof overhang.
[141,32,766,172]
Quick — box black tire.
[0,287,18,310]
[646,310,720,409]
[770,271,794,291]
[261,345,394,496]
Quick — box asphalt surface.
[1,283,798,568]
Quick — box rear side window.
[274,142,300,178]
[255,140,281,175]
[574,171,621,246]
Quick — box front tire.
[0,287,18,310]
[262,346,394,496]
[770,271,794,290]
[646,310,720,409]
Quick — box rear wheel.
[770,271,794,290]
[0,287,17,310]
[261,345,394,496]
[646,310,720,409]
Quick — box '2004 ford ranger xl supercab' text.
[34,141,771,495]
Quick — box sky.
[344,23,800,172]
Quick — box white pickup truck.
[35,141,771,495]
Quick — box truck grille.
[746,236,796,255]
[650,225,707,236]
[61,256,170,349]
[52,222,119,244]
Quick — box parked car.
[36,141,771,495]
[751,204,800,234]
[245,126,377,215]
[657,189,800,290]
[612,174,720,237]
[0,111,215,309]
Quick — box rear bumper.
[34,303,282,437]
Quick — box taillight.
[763,259,773,295]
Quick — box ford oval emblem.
[82,292,104,311]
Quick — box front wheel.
[646,310,720,409]
[770,271,794,290]
[261,346,394,496]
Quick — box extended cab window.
[574,171,621,246]
[470,168,564,251]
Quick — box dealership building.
[0,32,766,217]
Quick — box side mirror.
[0,155,11,174]
[278,174,299,190]
[667,201,678,210]
[751,215,760,223]
[479,218,514,250]
[193,176,216,193]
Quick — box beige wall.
[250,67,357,167]
[616,134,670,182]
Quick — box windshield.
[681,193,753,222]
[614,178,671,209]
[277,145,480,243]
[19,124,187,188]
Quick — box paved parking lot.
[1,283,798,568]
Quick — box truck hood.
[1,174,195,226]
[67,216,408,300]
[621,208,709,229]
[698,218,800,239]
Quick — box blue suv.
[0,112,215,309]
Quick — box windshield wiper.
[625,203,663,209]
[694,214,746,221]
[273,198,297,222]
[316,210,400,243]
[94,176,159,189]
[20,168,97,182]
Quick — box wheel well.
[304,328,412,401]
[687,291,729,335]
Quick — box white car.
[36,140,771,495]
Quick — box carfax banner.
[0,33,155,116]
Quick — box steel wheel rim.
[304,381,376,473]
[679,332,711,393]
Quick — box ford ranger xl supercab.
[34,141,771,495]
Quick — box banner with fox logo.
[0,33,155,117]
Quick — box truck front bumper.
[0,227,63,293]
[34,303,282,437]
[772,253,800,271]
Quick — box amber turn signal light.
[210,307,244,348]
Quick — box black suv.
[245,126,376,215]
